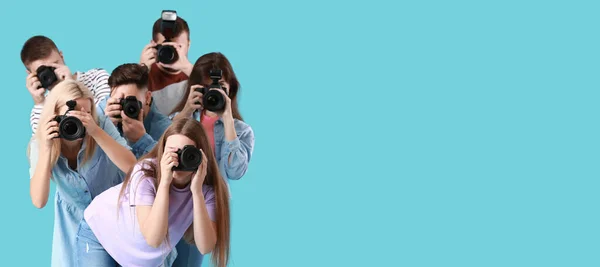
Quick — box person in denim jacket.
[98,63,172,159]
[27,80,136,267]
[170,52,254,266]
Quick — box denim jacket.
[170,110,255,181]
[98,97,172,158]
[27,114,129,267]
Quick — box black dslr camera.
[53,100,86,140]
[172,145,202,171]
[36,65,58,89]
[195,69,226,112]
[119,96,143,119]
[156,10,179,64]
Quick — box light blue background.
[0,0,598,266]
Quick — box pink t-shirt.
[84,159,216,267]
[201,113,219,152]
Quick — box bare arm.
[29,145,52,209]
[136,183,171,248]
[93,129,136,172]
[192,192,217,254]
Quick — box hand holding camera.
[156,42,190,71]
[40,117,59,148]
[190,148,208,193]
[25,72,45,105]
[140,41,157,67]
[173,145,202,172]
[68,107,100,137]
[121,105,146,143]
[195,69,232,115]
[49,100,87,141]
[160,147,179,185]
[105,93,124,126]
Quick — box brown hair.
[108,63,150,92]
[20,35,59,67]
[152,17,190,41]
[171,52,244,121]
[117,118,230,267]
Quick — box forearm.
[131,134,157,159]
[141,184,171,247]
[30,148,52,208]
[92,130,136,172]
[192,192,216,254]
[182,61,193,77]
[223,117,237,142]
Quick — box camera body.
[172,145,202,171]
[36,65,58,89]
[119,96,143,119]
[156,10,179,65]
[53,100,86,141]
[194,69,227,112]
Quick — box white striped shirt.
[29,68,111,135]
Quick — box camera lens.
[157,45,178,64]
[60,117,86,141]
[203,91,225,112]
[122,100,140,119]
[36,66,58,89]
[174,146,202,171]
[63,121,77,135]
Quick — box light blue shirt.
[97,97,172,158]
[28,114,130,267]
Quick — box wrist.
[128,131,146,143]
[159,179,172,189]
[183,61,193,77]
[222,115,235,126]
[33,97,45,105]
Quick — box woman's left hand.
[191,149,208,195]
[215,88,233,122]
[68,108,101,137]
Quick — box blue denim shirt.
[170,110,255,181]
[98,98,172,158]
[28,114,130,267]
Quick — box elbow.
[197,243,215,255]
[227,165,248,180]
[144,236,163,248]
[32,198,47,209]
[147,240,162,249]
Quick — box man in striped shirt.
[21,35,111,134]
[139,15,193,117]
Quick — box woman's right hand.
[181,85,204,116]
[160,148,179,186]
[40,117,59,149]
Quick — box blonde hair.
[29,80,99,168]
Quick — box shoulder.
[130,159,157,186]
[96,114,110,128]
[79,68,110,84]
[82,68,110,77]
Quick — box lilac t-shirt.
[84,159,216,267]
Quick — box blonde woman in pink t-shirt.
[76,118,230,267]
